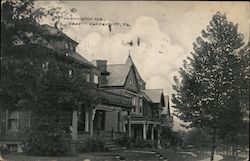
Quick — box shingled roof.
[105,55,145,87]
[126,55,145,83]
[143,89,164,104]
[41,24,94,68]
[106,63,131,86]
[41,24,78,45]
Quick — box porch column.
[5,111,8,132]
[85,110,89,132]
[157,126,161,149]
[89,109,96,138]
[143,123,147,140]
[118,111,121,132]
[72,110,78,140]
[151,124,154,141]
[127,111,131,138]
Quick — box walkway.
[198,154,223,161]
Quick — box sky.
[35,1,249,131]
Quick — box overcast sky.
[36,1,249,131]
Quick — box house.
[0,24,172,151]
[0,24,134,151]
[101,55,173,147]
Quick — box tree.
[172,12,248,161]
[1,0,96,155]
[1,49,98,154]
[1,0,73,49]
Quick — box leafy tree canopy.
[172,12,248,136]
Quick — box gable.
[105,64,130,87]
[124,66,139,93]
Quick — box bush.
[0,144,9,154]
[132,139,155,148]
[20,122,69,156]
[77,138,105,152]
[115,135,131,148]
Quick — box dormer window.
[70,45,75,51]
[65,42,69,49]
[94,75,99,84]
[42,61,49,72]
[68,69,73,77]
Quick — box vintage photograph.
[0,1,249,161]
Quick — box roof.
[162,95,171,115]
[106,63,131,86]
[143,89,164,103]
[105,55,144,87]
[69,52,95,68]
[126,55,145,82]
[141,90,153,102]
[41,24,78,45]
[40,25,94,67]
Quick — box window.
[94,75,99,84]
[68,70,73,77]
[42,61,49,72]
[65,42,69,49]
[70,45,75,51]
[133,107,136,112]
[132,98,137,106]
[139,99,143,107]
[86,74,90,82]
[129,80,133,85]
[139,107,142,113]
[7,111,19,132]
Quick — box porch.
[70,89,134,141]
[124,116,163,148]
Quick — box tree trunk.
[210,128,216,161]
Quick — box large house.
[0,24,173,152]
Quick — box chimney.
[94,60,109,85]
[96,60,107,72]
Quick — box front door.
[94,110,105,131]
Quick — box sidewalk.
[198,154,223,161]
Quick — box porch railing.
[95,89,134,108]
[77,130,127,140]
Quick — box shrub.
[115,135,131,148]
[132,139,155,148]
[78,138,105,152]
[20,121,69,156]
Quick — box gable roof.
[41,24,78,45]
[126,55,145,83]
[41,25,94,68]
[143,89,164,104]
[69,51,95,68]
[105,55,144,87]
[106,63,131,86]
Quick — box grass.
[1,148,211,161]
[221,155,247,161]
[2,153,119,161]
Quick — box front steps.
[104,140,125,151]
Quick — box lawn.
[221,155,247,161]
[1,148,211,161]
[2,153,119,161]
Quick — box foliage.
[115,135,131,148]
[1,0,73,49]
[172,11,248,160]
[77,138,105,153]
[131,139,155,148]
[20,121,69,156]
[0,144,10,154]
[1,56,96,116]
[172,11,247,136]
[183,128,211,148]
[169,131,183,147]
